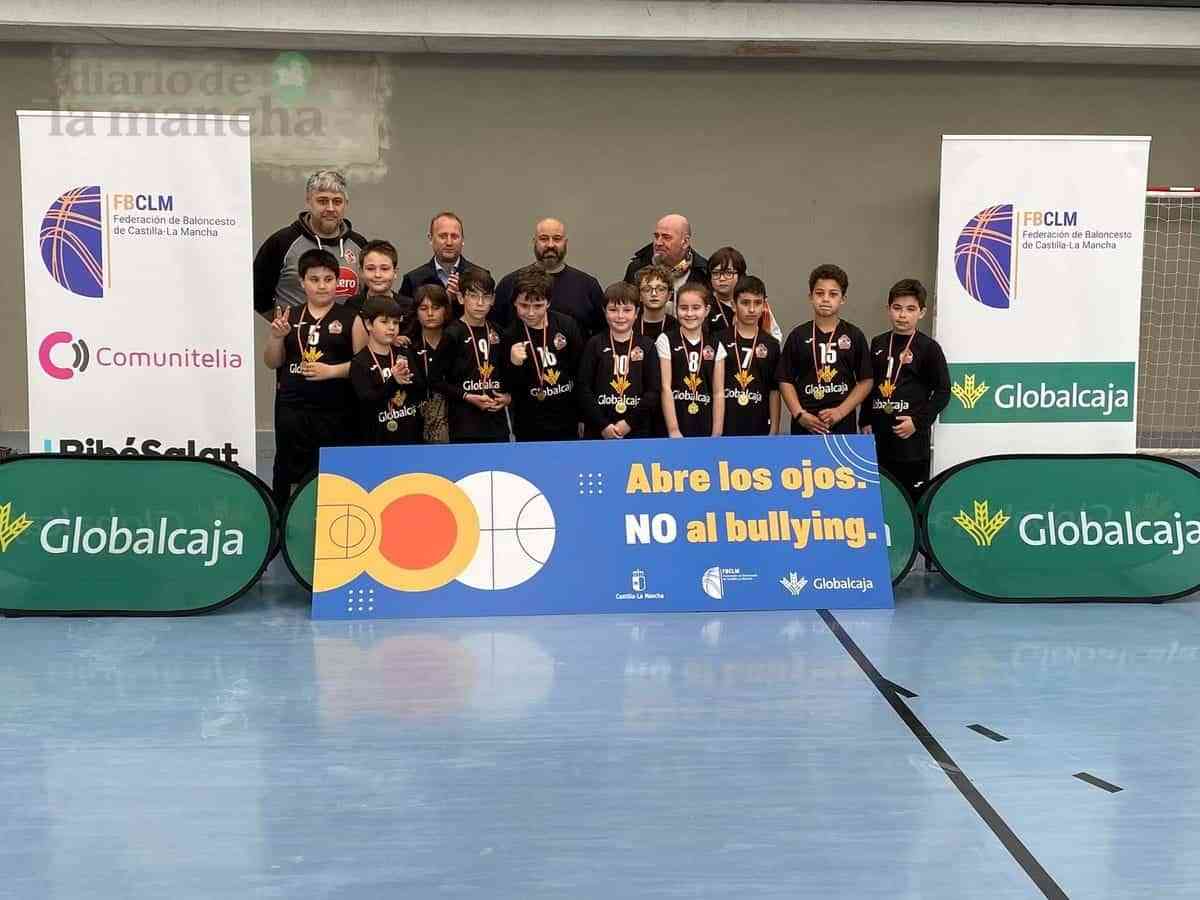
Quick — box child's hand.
[464,393,492,411]
[601,424,621,439]
[269,308,291,338]
[818,405,845,426]
[510,342,528,366]
[393,334,411,348]
[392,359,412,384]
[892,416,915,439]
[668,428,683,439]
[798,410,830,434]
[303,362,338,381]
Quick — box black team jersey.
[717,327,781,436]
[704,300,737,336]
[276,302,359,410]
[350,345,424,445]
[636,312,678,342]
[656,331,726,438]
[776,319,871,435]
[867,330,951,463]
[432,320,510,443]
[577,333,661,439]
[502,310,584,441]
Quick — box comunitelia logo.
[955,204,1013,309]
[39,331,244,380]
[41,185,105,299]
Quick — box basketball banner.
[310,435,894,619]
[933,135,1150,472]
[17,110,256,467]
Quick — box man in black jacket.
[622,213,708,303]
[493,217,605,336]
[252,169,368,317]
[398,211,487,316]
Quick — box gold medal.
[615,398,627,414]
[386,419,398,432]
[687,402,700,415]
[535,389,546,402]
[738,392,750,407]
[812,386,825,401]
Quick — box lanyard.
[884,330,918,394]
[523,321,548,388]
[296,305,330,356]
[371,347,396,384]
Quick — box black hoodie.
[253,211,369,313]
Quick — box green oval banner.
[0,455,277,614]
[924,454,1200,601]
[282,474,317,590]
[881,471,918,585]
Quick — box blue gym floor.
[0,438,1197,899]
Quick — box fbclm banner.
[311,435,894,620]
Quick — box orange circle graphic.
[380,494,458,570]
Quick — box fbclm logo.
[40,186,105,299]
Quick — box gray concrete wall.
[2,44,1199,431]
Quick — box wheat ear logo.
[952,373,990,410]
[953,500,1010,547]
[0,502,33,552]
[779,572,808,596]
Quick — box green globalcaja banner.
[881,471,918,584]
[0,455,277,614]
[940,362,1135,424]
[924,454,1200,601]
[282,475,317,591]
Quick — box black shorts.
[273,402,356,490]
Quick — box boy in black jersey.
[717,275,782,436]
[705,246,746,335]
[264,248,367,509]
[777,263,873,436]
[864,279,951,500]
[659,283,726,438]
[578,282,661,439]
[503,266,584,441]
[350,295,424,445]
[634,265,679,341]
[430,267,512,443]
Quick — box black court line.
[1074,772,1123,793]
[968,724,1010,742]
[885,679,919,699]
[817,609,1068,900]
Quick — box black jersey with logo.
[431,320,510,442]
[704,300,737,336]
[866,330,951,463]
[776,319,871,434]
[635,312,678,342]
[717,327,781,436]
[577,333,661,438]
[502,310,584,441]
[350,345,424,445]
[657,331,725,438]
[276,302,358,410]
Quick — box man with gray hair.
[623,213,709,298]
[253,169,369,317]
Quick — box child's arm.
[575,338,608,434]
[263,308,289,369]
[916,339,953,428]
[769,390,781,436]
[657,335,682,438]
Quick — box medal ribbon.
[467,323,494,379]
[885,330,918,393]
[372,347,397,384]
[736,329,759,379]
[523,321,548,389]
[811,320,839,382]
[295,305,331,357]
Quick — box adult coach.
[493,218,605,334]
[623,213,709,297]
[252,169,367,317]
[398,211,487,312]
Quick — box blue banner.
[312,435,893,619]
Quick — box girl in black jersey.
[658,283,726,438]
[264,248,367,509]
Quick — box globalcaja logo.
[940,362,1134,423]
[0,501,34,552]
[925,456,1200,602]
[41,186,105,298]
[0,456,274,614]
[953,499,1010,547]
[39,331,244,380]
[951,373,990,410]
[955,204,1012,309]
[312,470,555,593]
[779,572,808,596]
